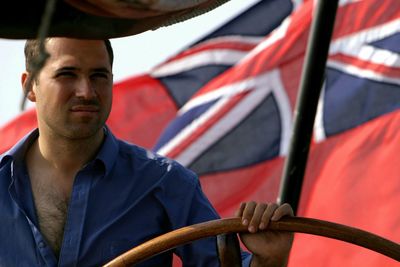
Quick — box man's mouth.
[70,105,100,113]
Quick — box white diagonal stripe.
[271,69,293,156]
[330,19,400,55]
[327,59,400,85]
[339,45,400,67]
[151,49,248,77]
[151,35,264,77]
[179,75,258,114]
[156,96,231,157]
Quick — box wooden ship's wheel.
[102,217,400,266]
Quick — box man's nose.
[75,78,96,99]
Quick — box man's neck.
[33,129,104,175]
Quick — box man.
[0,38,293,266]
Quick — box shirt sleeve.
[154,163,252,267]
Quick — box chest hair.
[31,176,70,258]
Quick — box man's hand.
[235,202,294,267]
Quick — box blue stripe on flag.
[195,0,293,42]
[159,66,230,107]
[189,94,281,175]
[324,68,400,136]
[371,32,400,53]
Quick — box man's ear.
[21,72,36,102]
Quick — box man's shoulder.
[0,128,38,169]
[116,139,183,169]
[116,139,198,184]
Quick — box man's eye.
[91,73,109,79]
[56,72,75,77]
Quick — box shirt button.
[38,241,46,248]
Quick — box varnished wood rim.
[103,217,400,266]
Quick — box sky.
[0,0,260,127]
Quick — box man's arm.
[236,202,294,267]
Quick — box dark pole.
[277,0,339,214]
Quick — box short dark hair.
[24,38,114,72]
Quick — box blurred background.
[0,0,259,127]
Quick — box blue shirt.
[0,128,251,267]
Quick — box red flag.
[293,110,400,266]
[154,0,400,265]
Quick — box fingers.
[234,202,247,217]
[250,202,268,232]
[260,203,278,230]
[271,203,294,221]
[241,201,257,229]
[236,202,293,233]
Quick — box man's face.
[29,38,113,139]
